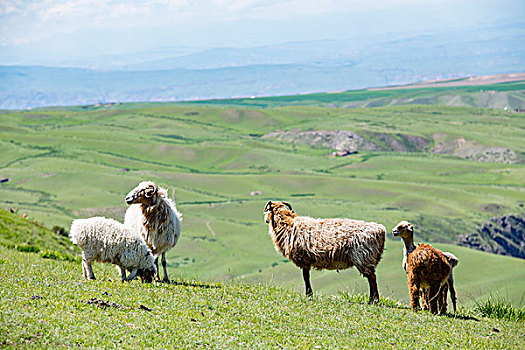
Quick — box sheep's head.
[125,181,158,206]
[264,200,294,224]
[392,220,414,239]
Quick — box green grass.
[475,296,525,322]
[1,246,524,349]
[1,87,524,309]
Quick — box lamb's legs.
[409,281,420,311]
[82,258,88,279]
[421,290,429,311]
[126,268,138,281]
[117,265,127,282]
[302,268,313,296]
[428,284,440,314]
[161,252,170,283]
[365,273,379,304]
[448,277,457,313]
[439,283,449,315]
[84,259,96,280]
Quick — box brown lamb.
[264,201,386,303]
[392,221,451,314]
[422,251,459,314]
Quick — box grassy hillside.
[1,95,524,305]
[1,243,524,349]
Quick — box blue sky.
[0,0,523,64]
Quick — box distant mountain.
[1,22,523,109]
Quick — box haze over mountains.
[1,20,523,109]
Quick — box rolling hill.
[1,82,524,307]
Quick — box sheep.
[392,221,451,314]
[124,181,182,283]
[263,200,386,303]
[70,216,156,283]
[422,252,459,314]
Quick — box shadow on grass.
[167,279,222,289]
[442,313,479,321]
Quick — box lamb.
[124,181,182,283]
[422,252,459,314]
[392,220,451,314]
[263,200,386,303]
[70,216,156,283]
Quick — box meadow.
[0,208,523,349]
[1,83,524,307]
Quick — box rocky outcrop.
[458,214,525,259]
[263,129,523,164]
[263,129,430,153]
[431,134,523,164]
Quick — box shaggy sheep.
[392,220,451,314]
[124,181,182,283]
[263,200,386,303]
[70,217,156,282]
[422,251,459,314]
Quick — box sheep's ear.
[264,201,272,212]
[282,201,293,210]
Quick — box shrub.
[17,244,40,253]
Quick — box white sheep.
[124,181,182,283]
[263,200,386,303]
[70,216,156,282]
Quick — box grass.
[1,245,524,349]
[475,296,525,322]
[0,84,524,309]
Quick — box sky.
[0,0,523,65]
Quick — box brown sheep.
[264,201,386,303]
[392,221,451,314]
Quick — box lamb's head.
[442,251,459,268]
[125,181,158,206]
[264,200,294,224]
[138,251,157,283]
[392,220,414,239]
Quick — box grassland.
[1,83,524,308]
[0,232,524,349]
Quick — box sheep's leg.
[161,252,170,283]
[302,268,313,296]
[154,257,161,281]
[428,284,440,314]
[365,272,379,304]
[126,268,138,281]
[409,281,420,312]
